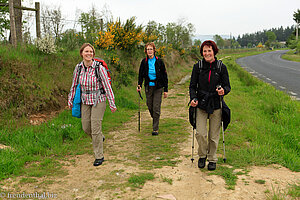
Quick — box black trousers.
[145,86,163,131]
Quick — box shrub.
[94,17,144,50]
[35,35,57,54]
[57,29,85,51]
[297,40,300,54]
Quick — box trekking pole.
[138,92,140,132]
[191,107,196,163]
[138,87,143,132]
[220,95,226,163]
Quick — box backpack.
[198,59,222,74]
[188,59,223,128]
[76,58,111,95]
[94,57,112,87]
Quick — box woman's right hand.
[137,85,141,92]
[190,99,198,107]
[68,105,73,110]
[111,107,117,113]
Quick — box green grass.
[265,184,298,200]
[0,85,142,180]
[287,183,300,199]
[160,175,173,185]
[128,172,155,188]
[255,179,266,184]
[281,50,300,62]
[208,50,300,189]
[209,166,238,190]
[127,118,190,169]
[218,51,300,171]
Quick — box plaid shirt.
[68,60,116,110]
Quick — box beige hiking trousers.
[196,108,221,163]
[81,102,106,159]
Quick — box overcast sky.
[24,0,299,37]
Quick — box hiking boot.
[152,131,159,136]
[198,156,207,168]
[93,157,104,166]
[207,162,216,170]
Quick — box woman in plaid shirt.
[68,43,117,166]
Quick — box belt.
[82,90,99,94]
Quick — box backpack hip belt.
[81,89,103,107]
[82,90,99,95]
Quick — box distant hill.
[193,34,231,42]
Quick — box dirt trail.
[2,79,299,200]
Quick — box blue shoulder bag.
[72,84,81,118]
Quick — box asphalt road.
[236,50,300,100]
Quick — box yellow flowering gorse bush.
[94,17,146,50]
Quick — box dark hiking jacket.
[138,56,168,92]
[189,58,231,114]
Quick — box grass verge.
[208,50,300,195]
[281,50,300,62]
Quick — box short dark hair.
[200,40,219,56]
[79,43,95,58]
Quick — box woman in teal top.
[137,42,168,135]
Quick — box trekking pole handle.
[137,85,143,100]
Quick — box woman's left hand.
[163,92,168,98]
[216,87,224,96]
[111,107,117,113]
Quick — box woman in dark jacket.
[137,42,168,135]
[189,40,231,170]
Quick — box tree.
[213,35,225,48]
[265,31,276,48]
[194,39,201,47]
[100,3,113,27]
[143,20,159,44]
[79,6,102,44]
[0,0,10,39]
[293,9,300,25]
[50,8,64,40]
[266,31,276,42]
[163,20,194,49]
[41,6,65,40]
[13,0,22,42]
[0,0,22,42]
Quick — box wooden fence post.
[9,0,17,46]
[35,2,40,38]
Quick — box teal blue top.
[148,57,156,86]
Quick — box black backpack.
[188,59,223,129]
[198,59,223,74]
